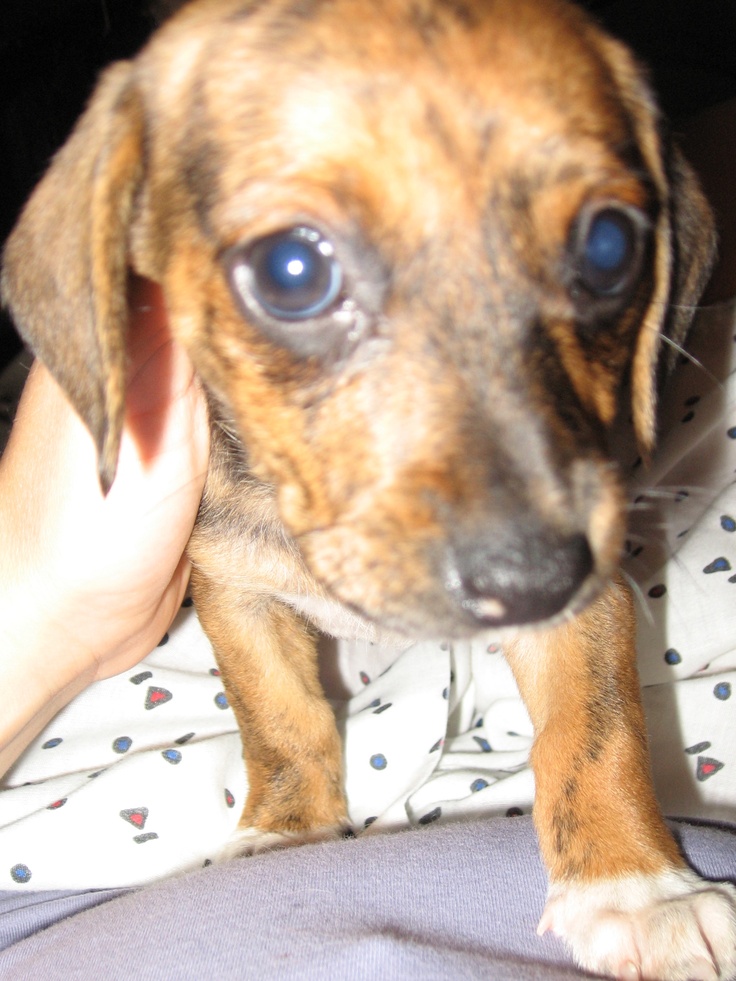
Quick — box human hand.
[0,277,209,773]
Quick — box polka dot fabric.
[625,301,736,824]
[0,608,247,889]
[1,302,734,889]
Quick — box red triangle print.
[145,686,173,710]
[696,756,724,782]
[120,807,149,829]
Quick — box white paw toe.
[540,868,736,981]
[214,821,351,862]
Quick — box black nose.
[453,528,593,627]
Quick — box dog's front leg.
[191,571,349,858]
[505,580,736,981]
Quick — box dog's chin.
[277,567,610,646]
[291,515,619,643]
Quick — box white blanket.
[1,303,734,890]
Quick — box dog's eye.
[244,227,343,321]
[575,207,643,297]
[224,225,375,361]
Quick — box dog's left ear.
[1,61,144,492]
[660,144,719,368]
[597,37,717,456]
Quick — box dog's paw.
[214,820,352,862]
[539,868,736,980]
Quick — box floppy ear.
[633,142,716,456]
[595,37,716,456]
[659,143,718,370]
[1,62,145,492]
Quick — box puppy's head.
[1,0,715,638]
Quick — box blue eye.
[246,227,342,320]
[577,207,641,296]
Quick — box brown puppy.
[3,0,736,977]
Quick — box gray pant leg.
[0,816,733,980]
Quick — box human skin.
[0,277,209,777]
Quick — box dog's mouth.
[292,506,622,642]
[269,436,629,641]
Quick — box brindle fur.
[1,0,717,911]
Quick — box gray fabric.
[0,816,734,979]
[0,888,128,951]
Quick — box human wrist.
[0,570,99,778]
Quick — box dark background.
[1,0,735,369]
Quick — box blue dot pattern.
[10,864,31,885]
[622,305,736,829]
[703,557,732,574]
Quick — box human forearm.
[0,280,209,776]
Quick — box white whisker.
[620,569,655,627]
[653,330,725,391]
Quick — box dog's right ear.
[1,62,144,493]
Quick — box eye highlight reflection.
[233,226,343,321]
